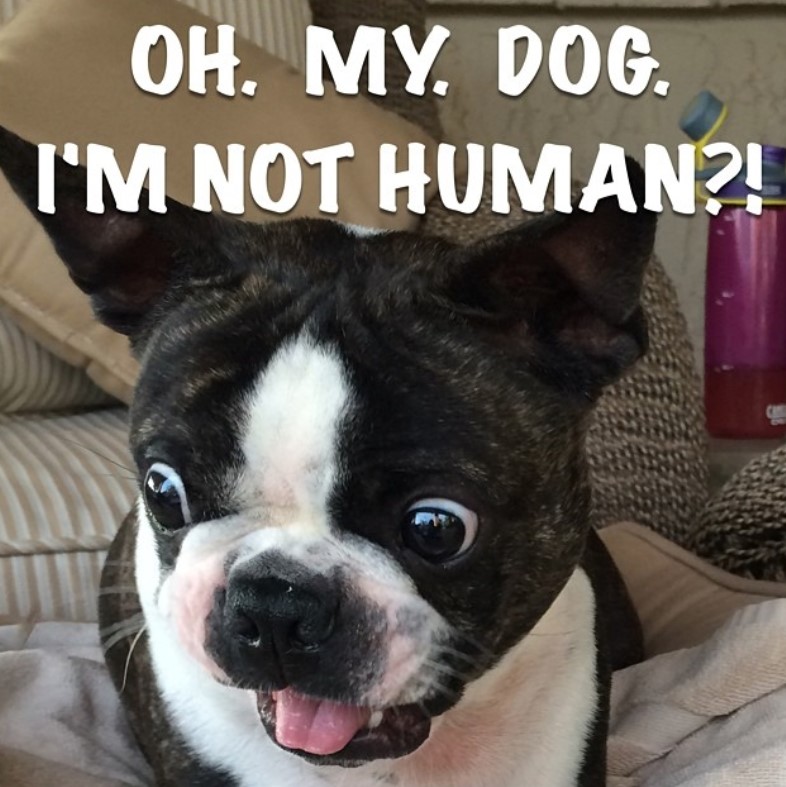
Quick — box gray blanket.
[3,601,786,786]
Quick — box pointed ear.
[0,126,220,336]
[448,158,656,397]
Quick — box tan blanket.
[2,601,786,786]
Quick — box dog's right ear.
[0,126,228,336]
[440,157,656,399]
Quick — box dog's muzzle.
[203,554,434,764]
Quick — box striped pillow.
[0,408,133,623]
[177,0,311,70]
[0,308,114,413]
[0,0,312,69]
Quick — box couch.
[1,0,786,783]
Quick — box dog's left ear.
[0,126,229,336]
[446,158,656,398]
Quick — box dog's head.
[0,127,655,766]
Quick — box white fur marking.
[341,223,387,238]
[240,333,350,536]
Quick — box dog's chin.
[255,690,433,767]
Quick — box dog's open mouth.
[256,689,431,765]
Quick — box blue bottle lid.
[679,90,725,142]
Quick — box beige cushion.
[0,0,437,403]
[601,522,786,657]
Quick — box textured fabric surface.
[0,550,108,624]
[0,623,151,786]
[421,181,709,543]
[0,307,114,413]
[608,598,786,786]
[0,409,133,622]
[588,258,708,543]
[692,444,786,582]
[310,0,443,142]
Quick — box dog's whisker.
[120,624,148,694]
[438,644,494,677]
[424,679,463,704]
[100,612,145,635]
[102,623,145,653]
[59,436,136,475]
[437,644,487,671]
[388,704,410,727]
[100,618,144,639]
[422,657,473,683]
[447,630,496,662]
[100,613,146,651]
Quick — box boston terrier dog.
[0,126,650,787]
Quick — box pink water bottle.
[705,186,786,438]
[681,93,786,438]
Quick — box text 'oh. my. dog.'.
[32,23,766,217]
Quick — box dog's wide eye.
[143,463,192,531]
[402,499,478,563]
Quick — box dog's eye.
[143,463,192,531]
[402,499,478,563]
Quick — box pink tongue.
[274,688,372,755]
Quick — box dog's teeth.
[368,711,384,729]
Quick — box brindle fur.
[1,124,649,787]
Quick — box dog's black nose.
[205,555,382,701]
[227,573,338,660]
